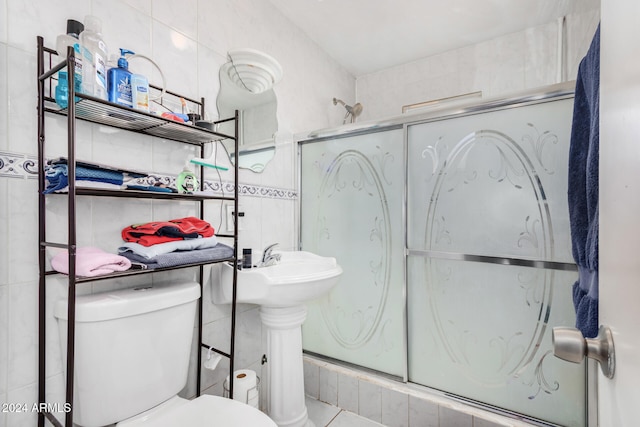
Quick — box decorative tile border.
[0,150,298,200]
[0,151,39,179]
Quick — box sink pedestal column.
[260,305,314,427]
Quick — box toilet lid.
[130,395,277,427]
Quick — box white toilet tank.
[54,280,201,427]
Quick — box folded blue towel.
[44,164,124,193]
[568,24,600,338]
[119,243,234,269]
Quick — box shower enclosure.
[298,83,585,426]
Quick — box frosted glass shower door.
[300,128,404,377]
[406,98,585,426]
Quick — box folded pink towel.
[51,246,132,277]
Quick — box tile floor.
[306,396,386,427]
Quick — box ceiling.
[268,0,599,76]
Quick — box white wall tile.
[7,47,36,155]
[196,0,233,55]
[337,372,358,414]
[202,264,234,324]
[43,197,95,252]
[408,395,439,427]
[319,366,338,405]
[7,0,90,53]
[440,406,473,427]
[477,32,527,98]
[235,307,263,367]
[151,20,198,100]
[525,22,558,89]
[200,316,232,389]
[148,137,197,177]
[7,179,38,284]
[0,43,7,153]
[259,138,294,190]
[196,45,226,122]
[306,396,341,427]
[44,277,68,379]
[330,410,386,427]
[0,179,7,287]
[0,285,8,395]
[0,393,6,427]
[0,0,6,44]
[456,45,480,95]
[6,382,37,427]
[381,387,409,427]
[235,194,262,256]
[473,417,506,427]
[123,0,151,16]
[42,116,94,161]
[44,373,67,414]
[358,379,382,423]
[7,282,37,390]
[356,13,597,125]
[152,0,198,40]
[303,359,319,398]
[93,0,153,63]
[259,198,296,252]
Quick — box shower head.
[333,98,363,123]
[350,102,363,117]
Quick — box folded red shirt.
[122,216,215,246]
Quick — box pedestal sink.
[212,251,343,427]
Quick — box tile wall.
[304,355,536,427]
[355,9,601,122]
[0,0,353,426]
[0,1,601,426]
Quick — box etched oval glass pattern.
[424,129,553,380]
[300,129,404,376]
[407,98,585,427]
[315,150,391,348]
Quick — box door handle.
[552,325,615,379]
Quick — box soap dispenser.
[107,48,134,108]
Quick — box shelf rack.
[36,36,240,427]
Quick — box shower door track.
[407,249,577,272]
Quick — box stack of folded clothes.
[43,158,147,194]
[118,216,234,269]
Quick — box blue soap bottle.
[107,48,134,108]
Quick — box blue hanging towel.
[568,24,600,338]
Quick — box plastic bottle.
[130,73,150,112]
[54,71,70,109]
[55,70,82,109]
[55,19,84,57]
[107,49,134,108]
[79,15,109,100]
[176,167,199,194]
[56,20,84,94]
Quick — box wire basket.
[223,373,261,409]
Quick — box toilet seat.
[116,395,277,427]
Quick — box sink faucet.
[261,243,281,267]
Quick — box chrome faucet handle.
[262,243,279,262]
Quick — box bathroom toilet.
[54,280,276,427]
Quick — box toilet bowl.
[54,280,275,427]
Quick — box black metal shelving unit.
[36,36,240,427]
